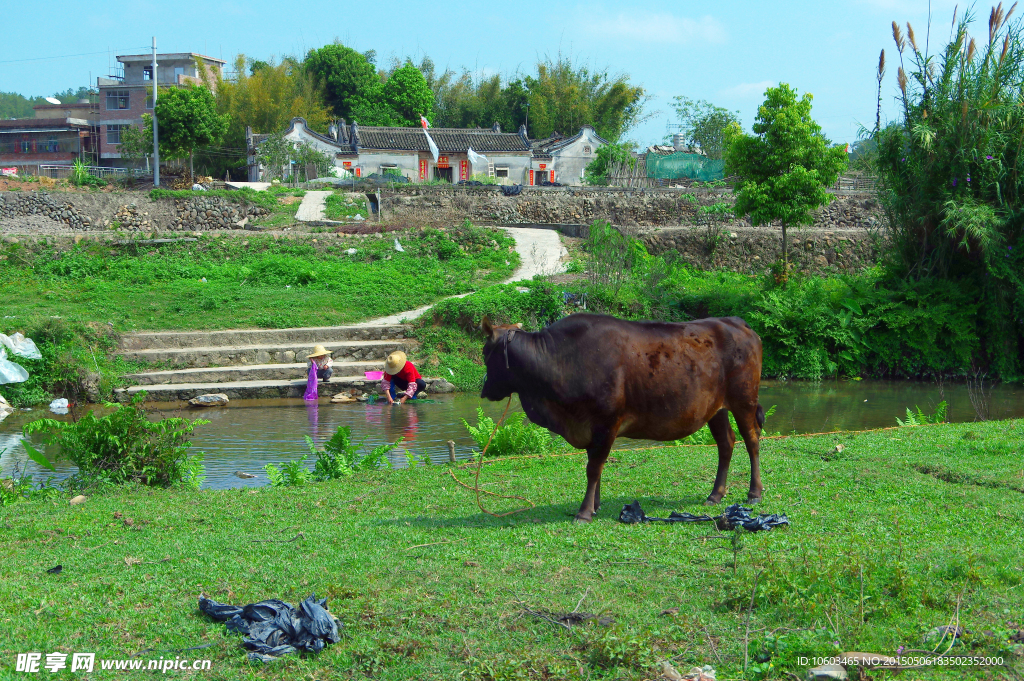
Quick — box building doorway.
[534,170,549,184]
[433,167,453,183]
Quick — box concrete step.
[123,361,383,385]
[120,339,416,369]
[118,376,448,402]
[119,324,410,351]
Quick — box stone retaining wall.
[381,185,885,231]
[0,192,269,232]
[0,193,91,229]
[168,197,269,230]
[641,226,885,275]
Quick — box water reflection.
[1,379,1022,490]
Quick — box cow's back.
[537,314,761,441]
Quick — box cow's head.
[480,316,523,401]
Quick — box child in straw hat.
[307,345,333,382]
[381,351,426,404]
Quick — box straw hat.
[384,351,408,375]
[307,345,332,358]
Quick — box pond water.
[2,379,1022,489]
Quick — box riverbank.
[2,420,1022,680]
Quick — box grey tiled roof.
[356,127,530,153]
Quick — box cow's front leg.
[576,435,614,522]
[704,409,736,505]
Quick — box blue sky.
[2,0,963,145]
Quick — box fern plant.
[462,407,566,457]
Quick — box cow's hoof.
[574,513,593,523]
[746,495,762,505]
[704,496,723,506]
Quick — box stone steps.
[112,323,451,403]
[120,339,415,369]
[119,324,408,350]
[123,361,383,385]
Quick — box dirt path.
[354,227,567,326]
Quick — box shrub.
[309,426,401,481]
[462,407,566,457]
[22,392,207,488]
[264,455,313,487]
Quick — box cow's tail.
[756,403,766,433]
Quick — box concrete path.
[356,226,567,326]
[295,190,331,222]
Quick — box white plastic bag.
[0,348,29,384]
[0,332,42,360]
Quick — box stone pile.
[0,193,89,229]
[110,203,155,231]
[169,197,270,231]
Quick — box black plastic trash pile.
[500,183,523,196]
[618,500,790,532]
[199,594,341,663]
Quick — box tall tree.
[724,83,847,280]
[304,43,380,121]
[216,55,331,137]
[155,84,229,179]
[525,54,647,140]
[669,97,740,160]
[381,61,434,126]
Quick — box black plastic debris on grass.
[46,565,62,574]
[618,501,789,531]
[500,184,523,196]
[199,594,341,663]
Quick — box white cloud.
[718,80,775,99]
[582,11,726,45]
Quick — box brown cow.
[480,313,765,522]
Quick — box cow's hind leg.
[705,408,736,505]
[576,432,615,523]
[732,403,764,504]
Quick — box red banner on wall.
[529,170,534,186]
[419,159,427,180]
[460,159,468,181]
[550,170,555,184]
[355,168,361,178]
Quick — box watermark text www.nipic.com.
[15,653,213,673]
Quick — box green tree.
[724,83,847,279]
[670,97,740,160]
[525,54,648,140]
[584,143,635,185]
[154,84,229,180]
[382,61,434,126]
[304,43,380,121]
[872,7,1024,377]
[117,120,153,169]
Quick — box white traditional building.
[247,118,608,186]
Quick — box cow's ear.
[480,316,494,337]
[514,323,523,329]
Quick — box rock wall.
[381,185,884,232]
[0,193,92,229]
[0,191,268,233]
[641,226,885,275]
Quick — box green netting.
[646,152,725,182]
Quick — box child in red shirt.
[381,351,426,404]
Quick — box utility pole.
[152,37,160,187]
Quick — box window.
[143,66,153,81]
[146,89,154,109]
[106,89,129,110]
[495,167,509,178]
[44,136,59,153]
[106,124,127,145]
[583,145,592,154]
[174,66,185,82]
[21,140,32,153]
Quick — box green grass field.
[2,420,1022,680]
[0,226,518,332]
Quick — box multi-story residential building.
[0,101,100,175]
[96,52,225,166]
